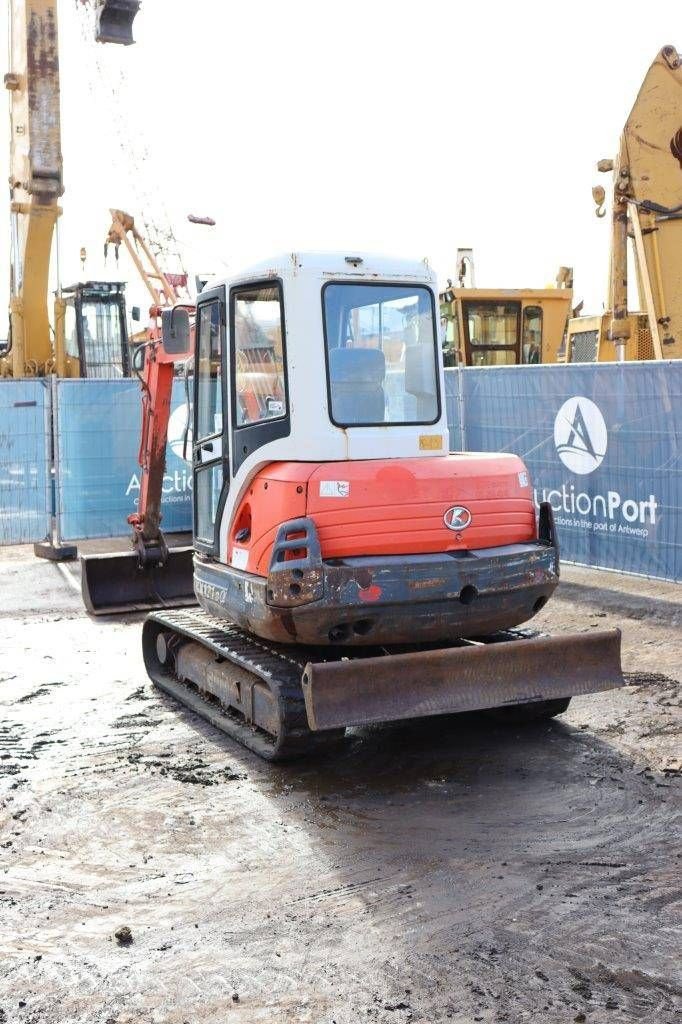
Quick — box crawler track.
[143,608,533,760]
[142,609,342,760]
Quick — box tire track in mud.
[1,560,680,1024]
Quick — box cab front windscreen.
[323,282,440,427]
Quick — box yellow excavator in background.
[439,250,574,366]
[0,0,140,379]
[565,44,682,362]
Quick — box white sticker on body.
[319,480,350,498]
[231,547,249,570]
[518,471,529,488]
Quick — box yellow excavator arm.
[2,1,141,379]
[620,44,682,359]
[2,0,64,378]
[566,45,682,363]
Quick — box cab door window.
[196,301,223,440]
[462,301,520,365]
[193,298,225,548]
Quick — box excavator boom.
[81,307,196,614]
[2,1,143,379]
[566,44,682,362]
[1,0,63,378]
[623,44,682,357]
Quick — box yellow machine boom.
[2,0,64,378]
[566,45,682,362]
[621,44,682,359]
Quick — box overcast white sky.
[2,0,680,321]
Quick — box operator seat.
[328,347,386,424]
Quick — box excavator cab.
[57,282,131,379]
[95,0,141,46]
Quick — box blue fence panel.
[443,368,463,451]
[30,362,680,582]
[56,379,193,541]
[456,362,681,582]
[0,380,51,545]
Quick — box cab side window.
[233,284,287,427]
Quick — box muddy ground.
[0,547,680,1024]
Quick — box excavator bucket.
[95,0,141,45]
[302,630,624,731]
[81,547,196,615]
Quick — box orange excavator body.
[227,455,536,578]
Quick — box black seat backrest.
[329,347,386,425]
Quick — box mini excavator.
[82,253,623,759]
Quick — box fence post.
[457,363,467,451]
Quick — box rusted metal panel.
[25,1,63,199]
[175,642,281,736]
[302,630,624,731]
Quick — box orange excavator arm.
[81,307,197,614]
[129,305,195,564]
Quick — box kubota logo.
[554,396,607,475]
[444,506,472,531]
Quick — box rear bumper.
[194,535,559,646]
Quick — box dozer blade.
[81,547,196,615]
[95,0,141,45]
[302,630,624,731]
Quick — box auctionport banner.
[55,379,193,541]
[449,362,681,582]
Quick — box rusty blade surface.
[302,630,624,731]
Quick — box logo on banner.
[554,396,607,475]
[126,399,193,504]
[537,391,658,537]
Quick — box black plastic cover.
[95,0,141,46]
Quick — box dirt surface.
[0,548,680,1023]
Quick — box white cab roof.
[205,252,436,292]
